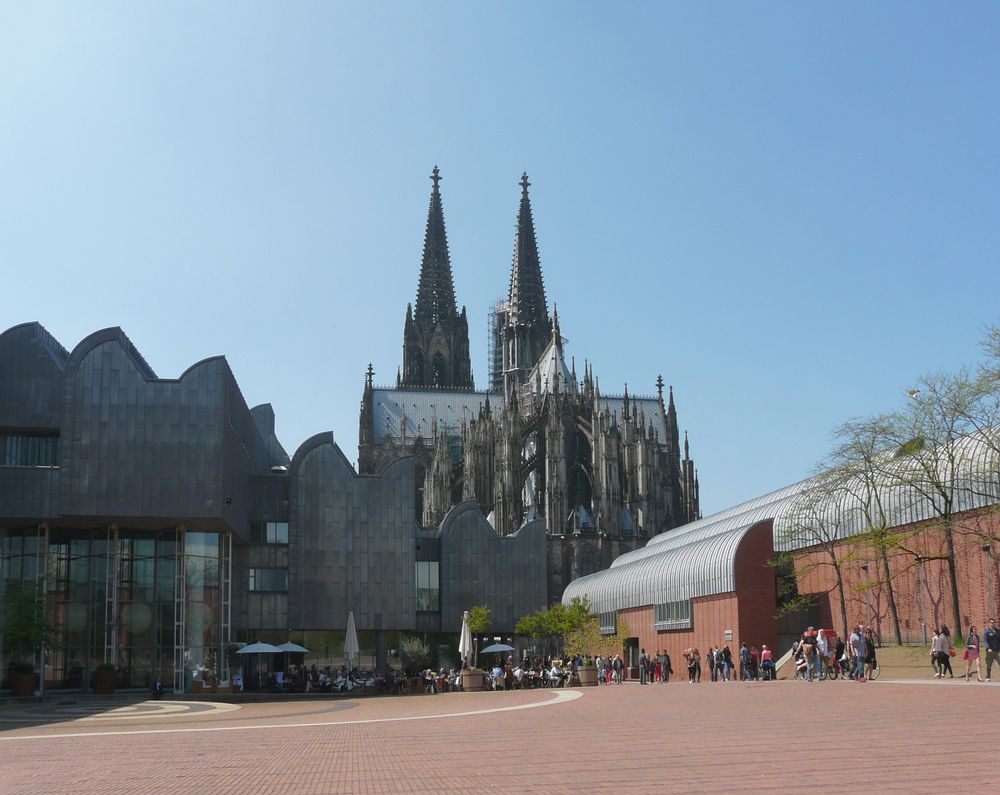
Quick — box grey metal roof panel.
[563,523,756,613]
[598,395,668,439]
[372,388,500,443]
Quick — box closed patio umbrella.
[344,611,360,669]
[459,611,473,667]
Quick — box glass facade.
[415,561,439,611]
[0,432,58,467]
[1,527,230,693]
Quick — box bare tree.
[773,472,855,640]
[886,369,985,636]
[828,415,907,644]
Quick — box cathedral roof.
[598,394,669,440]
[371,387,499,444]
[525,332,574,397]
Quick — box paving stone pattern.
[0,681,996,793]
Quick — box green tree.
[399,635,431,674]
[2,582,53,670]
[515,597,595,657]
[466,605,491,668]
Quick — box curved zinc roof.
[773,427,1000,551]
[564,426,1000,613]
[563,522,766,614]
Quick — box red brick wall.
[793,510,1000,643]
[735,521,779,654]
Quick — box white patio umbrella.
[344,611,360,669]
[459,611,473,667]
[276,641,310,675]
[235,641,280,688]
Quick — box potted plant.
[93,663,117,695]
[2,582,52,697]
[9,662,36,698]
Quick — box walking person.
[800,627,820,682]
[612,654,624,685]
[963,625,983,682]
[931,627,948,679]
[816,628,829,680]
[940,626,956,678]
[662,650,672,683]
[931,627,947,677]
[639,648,648,684]
[739,642,751,680]
[849,624,867,682]
[984,618,999,682]
[864,626,877,680]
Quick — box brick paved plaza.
[1,680,996,793]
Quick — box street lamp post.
[915,555,929,645]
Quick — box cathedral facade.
[359,168,700,602]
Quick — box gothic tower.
[401,166,473,388]
[501,173,551,403]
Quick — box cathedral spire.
[414,165,458,326]
[508,172,548,329]
[401,167,473,388]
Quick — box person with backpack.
[612,654,624,685]
[661,650,673,683]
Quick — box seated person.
[491,665,505,690]
[513,665,526,688]
[549,662,563,686]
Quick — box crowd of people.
[790,625,878,682]
[236,616,998,697]
[934,618,999,682]
[673,643,775,683]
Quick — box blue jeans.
[853,656,866,680]
[806,654,821,681]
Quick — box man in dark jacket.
[984,617,999,682]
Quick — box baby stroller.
[793,649,809,680]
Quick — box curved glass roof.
[564,426,1000,612]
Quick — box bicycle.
[866,660,880,681]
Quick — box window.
[1,432,58,467]
[599,611,617,635]
[249,568,288,592]
[266,522,288,544]
[415,561,439,611]
[654,600,693,630]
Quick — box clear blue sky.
[3,2,998,515]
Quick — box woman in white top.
[930,629,946,677]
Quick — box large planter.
[93,669,116,695]
[577,665,599,687]
[11,671,36,697]
[461,669,485,692]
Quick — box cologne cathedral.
[359,168,700,601]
